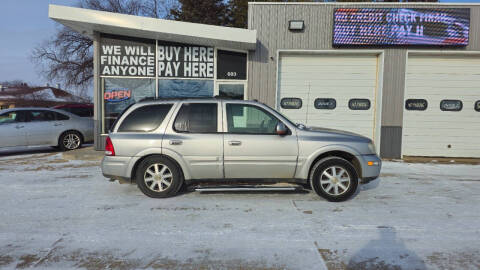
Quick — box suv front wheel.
[136,156,183,198]
[310,157,358,202]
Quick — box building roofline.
[49,5,257,50]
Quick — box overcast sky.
[1,0,479,90]
[1,1,79,88]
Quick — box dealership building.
[49,3,480,159]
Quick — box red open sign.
[104,90,132,102]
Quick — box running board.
[194,185,303,192]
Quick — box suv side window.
[174,103,218,133]
[118,104,173,132]
[226,104,279,134]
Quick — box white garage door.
[278,54,380,141]
[403,55,480,158]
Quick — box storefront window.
[103,78,155,133]
[158,79,213,98]
[218,84,244,100]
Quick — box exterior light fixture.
[289,20,304,31]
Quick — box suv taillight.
[105,136,115,156]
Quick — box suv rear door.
[222,102,298,179]
[163,101,223,179]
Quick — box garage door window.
[475,101,480,112]
[405,99,428,111]
[440,100,463,112]
[314,98,336,110]
[349,99,371,110]
[280,98,302,109]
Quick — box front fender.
[295,144,361,180]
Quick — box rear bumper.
[358,154,382,183]
[101,156,133,181]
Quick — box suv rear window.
[174,103,217,133]
[118,104,173,132]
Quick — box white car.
[0,108,94,151]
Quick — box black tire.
[310,157,358,202]
[135,156,183,198]
[58,131,82,151]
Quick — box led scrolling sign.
[333,8,470,46]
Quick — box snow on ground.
[0,149,479,269]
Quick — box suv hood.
[301,126,371,142]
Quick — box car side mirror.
[276,122,288,136]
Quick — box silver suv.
[101,98,381,201]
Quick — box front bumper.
[358,154,382,184]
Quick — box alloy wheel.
[63,133,81,150]
[144,163,173,192]
[319,166,351,196]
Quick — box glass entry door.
[215,82,246,100]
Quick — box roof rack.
[138,96,242,103]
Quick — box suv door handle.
[15,125,24,129]
[54,123,63,126]
[169,140,182,145]
[228,140,241,146]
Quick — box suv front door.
[164,102,224,179]
[223,102,298,179]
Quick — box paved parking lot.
[0,148,479,269]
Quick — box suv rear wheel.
[136,156,183,198]
[310,157,358,202]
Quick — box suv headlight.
[367,142,376,154]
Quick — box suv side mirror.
[276,122,288,136]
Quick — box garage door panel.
[280,74,376,81]
[280,66,377,72]
[404,80,480,88]
[407,66,480,73]
[403,55,480,158]
[279,81,377,87]
[406,90,480,96]
[407,75,480,83]
[402,116,480,125]
[404,138,479,145]
[403,128,480,136]
[403,149,480,157]
[283,55,377,64]
[278,53,378,141]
